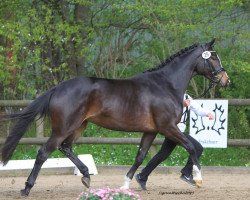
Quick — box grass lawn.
[11,143,250,167]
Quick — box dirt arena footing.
[0,166,250,200]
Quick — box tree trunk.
[73,4,90,76]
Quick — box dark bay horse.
[0,39,230,196]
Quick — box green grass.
[11,143,250,167]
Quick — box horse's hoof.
[20,189,29,196]
[81,176,90,188]
[135,174,147,190]
[194,180,202,188]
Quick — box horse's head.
[195,39,230,87]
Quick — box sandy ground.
[0,167,250,200]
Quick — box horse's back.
[48,76,155,131]
[48,76,178,133]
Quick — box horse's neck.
[132,47,200,101]
[158,55,196,96]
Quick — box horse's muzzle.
[217,71,230,87]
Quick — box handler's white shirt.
[177,94,210,132]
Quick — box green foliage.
[0,0,249,98]
[227,106,250,139]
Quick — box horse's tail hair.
[0,87,56,165]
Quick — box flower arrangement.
[77,187,141,200]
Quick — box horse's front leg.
[120,132,156,189]
[161,127,202,188]
[180,138,202,187]
[182,139,202,187]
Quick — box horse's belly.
[88,115,157,132]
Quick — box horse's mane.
[144,43,199,73]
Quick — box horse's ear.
[207,38,216,47]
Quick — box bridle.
[202,50,225,83]
[195,48,225,98]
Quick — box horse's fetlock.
[25,181,34,188]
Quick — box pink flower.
[77,187,141,200]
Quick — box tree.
[0,0,249,100]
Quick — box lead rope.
[181,94,189,124]
[194,81,215,99]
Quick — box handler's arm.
[189,100,214,120]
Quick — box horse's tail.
[0,87,56,165]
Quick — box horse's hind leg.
[21,134,65,196]
[59,122,90,188]
[121,132,156,190]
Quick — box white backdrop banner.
[189,100,228,148]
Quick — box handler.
[136,94,214,190]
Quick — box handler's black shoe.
[180,174,196,186]
[135,174,147,190]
